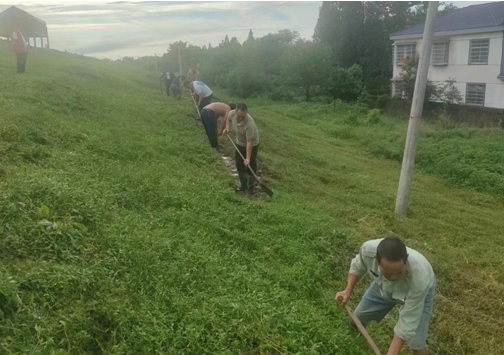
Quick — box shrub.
[375,94,389,109]
[269,85,295,102]
[367,109,382,125]
[357,88,372,107]
[326,64,364,101]
[343,112,360,125]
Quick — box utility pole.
[155,54,159,74]
[395,1,438,215]
[178,45,182,75]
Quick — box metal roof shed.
[0,6,49,49]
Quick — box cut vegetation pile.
[1,43,504,354]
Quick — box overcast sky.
[0,1,491,60]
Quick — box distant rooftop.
[0,6,47,38]
[390,1,504,40]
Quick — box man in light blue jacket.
[336,236,436,355]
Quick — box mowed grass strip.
[0,44,369,354]
[1,43,503,354]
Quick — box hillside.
[1,44,504,354]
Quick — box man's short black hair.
[229,103,236,110]
[236,103,248,112]
[376,237,408,264]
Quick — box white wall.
[392,31,504,109]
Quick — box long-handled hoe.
[225,134,274,198]
[337,296,383,355]
[190,95,273,197]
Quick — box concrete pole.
[499,32,504,79]
[178,45,182,75]
[395,1,438,215]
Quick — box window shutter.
[396,44,416,66]
[465,83,486,106]
[469,39,490,65]
[431,42,449,65]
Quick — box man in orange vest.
[11,28,28,73]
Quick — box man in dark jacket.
[160,71,174,96]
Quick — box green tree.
[327,64,364,101]
[275,29,300,44]
[280,41,333,101]
[220,35,230,47]
[230,37,241,46]
[396,56,454,104]
[313,2,458,94]
[244,29,255,46]
[228,56,268,98]
[168,41,187,53]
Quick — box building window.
[393,81,405,98]
[396,44,416,65]
[469,39,490,65]
[466,83,486,106]
[431,42,449,65]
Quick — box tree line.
[115,1,458,104]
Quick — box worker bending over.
[223,103,260,194]
[200,102,235,151]
[336,236,436,355]
[185,80,213,112]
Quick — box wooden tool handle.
[337,296,383,355]
[225,134,261,182]
[191,95,201,119]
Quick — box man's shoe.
[235,177,248,193]
[247,176,255,195]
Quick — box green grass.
[1,42,504,354]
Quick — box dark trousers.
[171,85,181,99]
[201,109,219,148]
[198,94,213,112]
[235,144,259,177]
[16,53,27,73]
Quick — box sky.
[0,1,493,60]
[0,1,322,59]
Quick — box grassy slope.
[0,44,503,354]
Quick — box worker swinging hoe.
[337,295,382,355]
[190,93,274,198]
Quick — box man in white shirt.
[185,81,213,112]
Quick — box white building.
[390,2,504,109]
